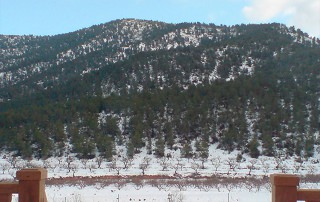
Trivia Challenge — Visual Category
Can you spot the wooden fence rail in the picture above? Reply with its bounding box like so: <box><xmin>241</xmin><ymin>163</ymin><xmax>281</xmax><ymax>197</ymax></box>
<box><xmin>0</xmin><ymin>168</ymin><xmax>47</xmax><ymax>202</ymax></box>
<box><xmin>271</xmin><ymin>174</ymin><xmax>320</xmax><ymax>202</ymax></box>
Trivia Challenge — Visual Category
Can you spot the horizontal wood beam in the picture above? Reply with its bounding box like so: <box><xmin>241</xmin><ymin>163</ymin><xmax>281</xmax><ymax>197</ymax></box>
<box><xmin>297</xmin><ymin>189</ymin><xmax>320</xmax><ymax>201</ymax></box>
<box><xmin>0</xmin><ymin>182</ymin><xmax>19</xmax><ymax>194</ymax></box>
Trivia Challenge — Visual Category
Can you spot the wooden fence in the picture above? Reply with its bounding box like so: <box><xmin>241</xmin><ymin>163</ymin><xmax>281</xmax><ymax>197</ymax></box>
<box><xmin>0</xmin><ymin>168</ymin><xmax>47</xmax><ymax>202</ymax></box>
<box><xmin>271</xmin><ymin>174</ymin><xmax>320</xmax><ymax>202</ymax></box>
<box><xmin>2</xmin><ymin>169</ymin><xmax>320</xmax><ymax>202</ymax></box>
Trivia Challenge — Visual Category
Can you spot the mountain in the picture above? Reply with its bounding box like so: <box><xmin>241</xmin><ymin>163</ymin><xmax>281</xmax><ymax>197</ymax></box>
<box><xmin>0</xmin><ymin>19</ymin><xmax>319</xmax><ymax>160</ymax></box>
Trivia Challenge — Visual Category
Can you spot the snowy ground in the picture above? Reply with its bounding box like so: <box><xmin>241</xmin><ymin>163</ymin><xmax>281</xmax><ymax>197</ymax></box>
<box><xmin>1</xmin><ymin>144</ymin><xmax>320</xmax><ymax>201</ymax></box>
<box><xmin>44</xmin><ymin>185</ymin><xmax>271</xmax><ymax>202</ymax></box>
<box><xmin>7</xmin><ymin>185</ymin><xmax>271</xmax><ymax>202</ymax></box>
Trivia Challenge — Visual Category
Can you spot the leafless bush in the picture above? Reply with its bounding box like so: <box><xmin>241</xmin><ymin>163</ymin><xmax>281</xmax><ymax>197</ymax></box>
<box><xmin>169</xmin><ymin>191</ymin><xmax>185</xmax><ymax>202</ymax></box>
<box><xmin>274</xmin><ymin>156</ymin><xmax>283</xmax><ymax>170</ymax></box>
<box><xmin>246</xmin><ymin>159</ymin><xmax>257</xmax><ymax>175</ymax></box>
<box><xmin>280</xmin><ymin>163</ymin><xmax>289</xmax><ymax>173</ymax></box>
<box><xmin>114</xmin><ymin>165</ymin><xmax>122</xmax><ymax>175</ymax></box>
<box><xmin>139</xmin><ymin>163</ymin><xmax>149</xmax><ymax>175</ymax></box>
<box><xmin>260</xmin><ymin>158</ymin><xmax>270</xmax><ymax>176</ymax></box>
<box><xmin>194</xmin><ymin>180</ymin><xmax>214</xmax><ymax>192</ymax></box>
<box><xmin>172</xmin><ymin>158</ymin><xmax>185</xmax><ymax>176</ymax></box>
<box><xmin>121</xmin><ymin>157</ymin><xmax>133</xmax><ymax>170</ymax></box>
<box><xmin>149</xmin><ymin>179</ymin><xmax>170</xmax><ymax>191</ymax></box>
<box><xmin>301</xmin><ymin>174</ymin><xmax>320</xmax><ymax>184</ymax></box>
<box><xmin>142</xmin><ymin>157</ymin><xmax>152</xmax><ymax>167</ymax></box>
<box><xmin>43</xmin><ymin>159</ymin><xmax>57</xmax><ymax>171</ymax></box>
<box><xmin>158</xmin><ymin>157</ymin><xmax>170</xmax><ymax>171</ymax></box>
<box><xmin>95</xmin><ymin>156</ymin><xmax>104</xmax><ymax>169</ymax></box>
<box><xmin>225</xmin><ymin>157</ymin><xmax>238</xmax><ymax>175</ymax></box>
<box><xmin>199</xmin><ymin>157</ymin><xmax>207</xmax><ymax>169</ymax></box>
<box><xmin>80</xmin><ymin>159</ymin><xmax>89</xmax><ymax>169</ymax></box>
<box><xmin>307</xmin><ymin>164</ymin><xmax>317</xmax><ymax>174</ymax></box>
<box><xmin>88</xmin><ymin>163</ymin><xmax>97</xmax><ymax>172</ymax></box>
<box><xmin>72</xmin><ymin>193</ymin><xmax>83</xmax><ymax>202</ymax></box>
<box><xmin>221</xmin><ymin>179</ymin><xmax>235</xmax><ymax>192</ymax></box>
<box><xmin>190</xmin><ymin>160</ymin><xmax>201</xmax><ymax>176</ymax></box>
<box><xmin>210</xmin><ymin>156</ymin><xmax>222</xmax><ymax>172</ymax></box>
<box><xmin>175</xmin><ymin>180</ymin><xmax>188</xmax><ymax>191</ymax></box>
<box><xmin>70</xmin><ymin>163</ymin><xmax>79</xmax><ymax>177</ymax></box>
<box><xmin>16</xmin><ymin>160</ymin><xmax>26</xmax><ymax>170</ymax></box>
<box><xmin>139</xmin><ymin>157</ymin><xmax>152</xmax><ymax>175</ymax></box>
<box><xmin>7</xmin><ymin>156</ymin><xmax>18</xmax><ymax>168</ymax></box>
<box><xmin>0</xmin><ymin>162</ymin><xmax>10</xmax><ymax>174</ymax></box>
<box><xmin>131</xmin><ymin>178</ymin><xmax>145</xmax><ymax>190</ymax></box>
<box><xmin>26</xmin><ymin>160</ymin><xmax>43</xmax><ymax>168</ymax></box>
<box><xmin>244</xmin><ymin>180</ymin><xmax>255</xmax><ymax>192</ymax></box>
<box><xmin>66</xmin><ymin>156</ymin><xmax>74</xmax><ymax>173</ymax></box>
<box><xmin>115</xmin><ymin>180</ymin><xmax>127</xmax><ymax>190</ymax></box>
<box><xmin>107</xmin><ymin>159</ymin><xmax>117</xmax><ymax>172</ymax></box>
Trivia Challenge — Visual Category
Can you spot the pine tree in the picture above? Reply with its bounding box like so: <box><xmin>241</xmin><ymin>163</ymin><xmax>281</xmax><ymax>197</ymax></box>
<box><xmin>164</xmin><ymin>122</ymin><xmax>175</xmax><ymax>150</ymax></box>
<box><xmin>181</xmin><ymin>141</ymin><xmax>193</xmax><ymax>159</ymax></box>
<box><xmin>305</xmin><ymin>133</ymin><xmax>315</xmax><ymax>158</ymax></box>
<box><xmin>261</xmin><ymin>131</ymin><xmax>274</xmax><ymax>156</ymax></box>
<box><xmin>154</xmin><ymin>135</ymin><xmax>165</xmax><ymax>158</ymax></box>
<box><xmin>247</xmin><ymin>135</ymin><xmax>260</xmax><ymax>158</ymax></box>
<box><xmin>295</xmin><ymin>137</ymin><xmax>303</xmax><ymax>157</ymax></box>
<box><xmin>199</xmin><ymin>138</ymin><xmax>209</xmax><ymax>159</ymax></box>
<box><xmin>126</xmin><ymin>140</ymin><xmax>134</xmax><ymax>159</ymax></box>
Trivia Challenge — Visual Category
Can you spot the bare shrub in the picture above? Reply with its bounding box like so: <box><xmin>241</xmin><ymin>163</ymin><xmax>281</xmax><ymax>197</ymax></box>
<box><xmin>139</xmin><ymin>157</ymin><xmax>152</xmax><ymax>175</ymax></box>
<box><xmin>158</xmin><ymin>157</ymin><xmax>170</xmax><ymax>171</ymax></box>
<box><xmin>225</xmin><ymin>157</ymin><xmax>238</xmax><ymax>175</ymax></box>
<box><xmin>131</xmin><ymin>178</ymin><xmax>144</xmax><ymax>190</ymax></box>
<box><xmin>149</xmin><ymin>179</ymin><xmax>170</xmax><ymax>191</ymax></box>
<box><xmin>307</xmin><ymin>164</ymin><xmax>317</xmax><ymax>174</ymax></box>
<box><xmin>80</xmin><ymin>159</ymin><xmax>89</xmax><ymax>169</ymax></box>
<box><xmin>66</xmin><ymin>156</ymin><xmax>74</xmax><ymax>173</ymax></box>
<box><xmin>72</xmin><ymin>193</ymin><xmax>83</xmax><ymax>202</ymax></box>
<box><xmin>70</xmin><ymin>163</ymin><xmax>79</xmax><ymax>177</ymax></box>
<box><xmin>260</xmin><ymin>158</ymin><xmax>270</xmax><ymax>176</ymax></box>
<box><xmin>210</xmin><ymin>156</ymin><xmax>222</xmax><ymax>172</ymax></box>
<box><xmin>88</xmin><ymin>163</ymin><xmax>97</xmax><ymax>172</ymax></box>
<box><xmin>168</xmin><ymin>191</ymin><xmax>185</xmax><ymax>202</ymax></box>
<box><xmin>175</xmin><ymin>180</ymin><xmax>188</xmax><ymax>191</ymax></box>
<box><xmin>246</xmin><ymin>159</ymin><xmax>257</xmax><ymax>175</ymax></box>
<box><xmin>139</xmin><ymin>163</ymin><xmax>149</xmax><ymax>175</ymax></box>
<box><xmin>107</xmin><ymin>159</ymin><xmax>117</xmax><ymax>172</ymax></box>
<box><xmin>16</xmin><ymin>160</ymin><xmax>26</xmax><ymax>170</ymax></box>
<box><xmin>7</xmin><ymin>156</ymin><xmax>18</xmax><ymax>168</ymax></box>
<box><xmin>0</xmin><ymin>162</ymin><xmax>11</xmax><ymax>174</ymax></box>
<box><xmin>43</xmin><ymin>159</ymin><xmax>57</xmax><ymax>171</ymax></box>
<box><xmin>95</xmin><ymin>156</ymin><xmax>104</xmax><ymax>169</ymax></box>
<box><xmin>121</xmin><ymin>157</ymin><xmax>133</xmax><ymax>170</ymax></box>
<box><xmin>190</xmin><ymin>160</ymin><xmax>201</xmax><ymax>176</ymax></box>
<box><xmin>293</xmin><ymin>161</ymin><xmax>303</xmax><ymax>174</ymax></box>
<box><xmin>115</xmin><ymin>180</ymin><xmax>127</xmax><ymax>190</ymax></box>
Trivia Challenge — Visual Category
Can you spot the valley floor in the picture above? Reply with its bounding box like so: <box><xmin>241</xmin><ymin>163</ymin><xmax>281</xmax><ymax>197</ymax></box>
<box><xmin>1</xmin><ymin>145</ymin><xmax>320</xmax><ymax>202</ymax></box>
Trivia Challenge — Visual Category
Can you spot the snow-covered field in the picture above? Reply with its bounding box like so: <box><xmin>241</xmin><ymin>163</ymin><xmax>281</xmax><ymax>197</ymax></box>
<box><xmin>44</xmin><ymin>185</ymin><xmax>271</xmax><ymax>202</ymax></box>
<box><xmin>1</xmin><ymin>145</ymin><xmax>320</xmax><ymax>202</ymax></box>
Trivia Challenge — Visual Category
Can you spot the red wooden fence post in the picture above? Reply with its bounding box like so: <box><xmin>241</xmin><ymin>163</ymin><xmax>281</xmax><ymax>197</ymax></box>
<box><xmin>16</xmin><ymin>168</ymin><xmax>47</xmax><ymax>202</ymax></box>
<box><xmin>0</xmin><ymin>192</ymin><xmax>12</xmax><ymax>202</ymax></box>
<box><xmin>270</xmin><ymin>174</ymin><xmax>299</xmax><ymax>202</ymax></box>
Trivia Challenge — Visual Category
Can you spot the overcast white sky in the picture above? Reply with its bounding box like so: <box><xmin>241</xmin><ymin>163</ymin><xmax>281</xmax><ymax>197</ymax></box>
<box><xmin>0</xmin><ymin>0</ymin><xmax>319</xmax><ymax>37</ymax></box>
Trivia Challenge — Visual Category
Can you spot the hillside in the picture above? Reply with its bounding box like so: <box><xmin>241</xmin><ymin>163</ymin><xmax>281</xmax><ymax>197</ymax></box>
<box><xmin>0</xmin><ymin>19</ymin><xmax>319</xmax><ymax>160</ymax></box>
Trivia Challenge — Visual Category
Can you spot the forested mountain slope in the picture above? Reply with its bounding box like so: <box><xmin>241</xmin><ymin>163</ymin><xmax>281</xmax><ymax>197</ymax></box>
<box><xmin>0</xmin><ymin>19</ymin><xmax>319</xmax><ymax>160</ymax></box>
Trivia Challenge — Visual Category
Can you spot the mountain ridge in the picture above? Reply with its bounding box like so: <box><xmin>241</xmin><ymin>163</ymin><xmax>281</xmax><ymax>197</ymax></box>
<box><xmin>0</xmin><ymin>19</ymin><xmax>319</xmax><ymax>160</ymax></box>
<box><xmin>1</xmin><ymin>19</ymin><xmax>318</xmax><ymax>97</ymax></box>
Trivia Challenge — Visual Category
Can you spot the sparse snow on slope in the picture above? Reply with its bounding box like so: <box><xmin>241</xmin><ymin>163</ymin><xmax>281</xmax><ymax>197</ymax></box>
<box><xmin>2</xmin><ymin>144</ymin><xmax>320</xmax><ymax>202</ymax></box>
